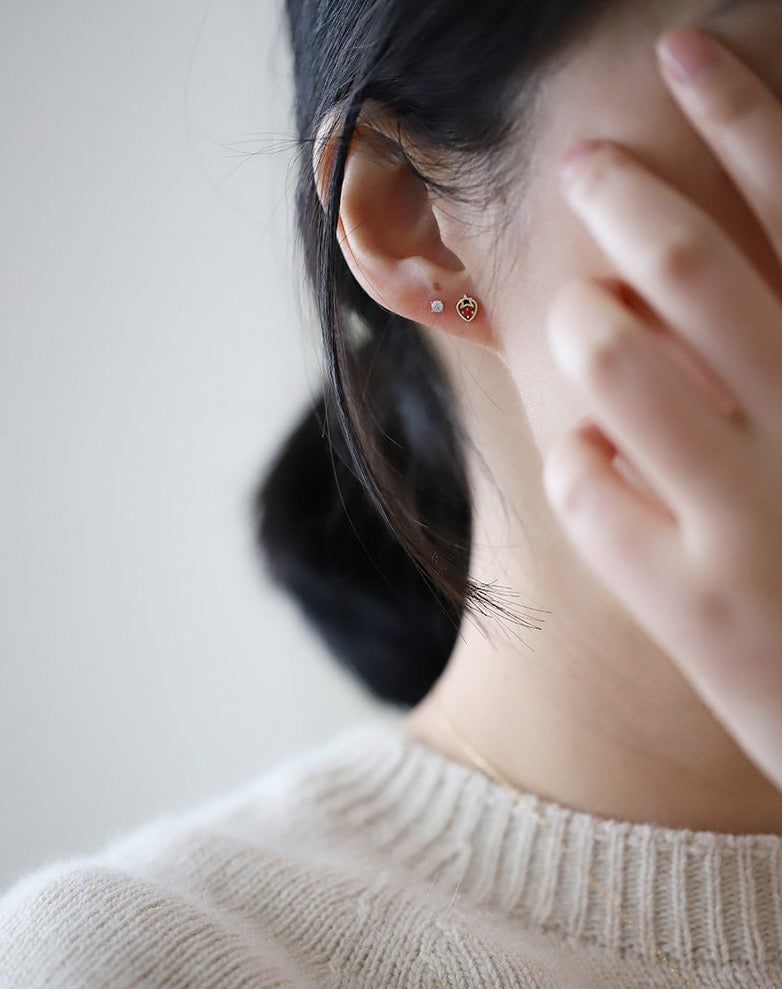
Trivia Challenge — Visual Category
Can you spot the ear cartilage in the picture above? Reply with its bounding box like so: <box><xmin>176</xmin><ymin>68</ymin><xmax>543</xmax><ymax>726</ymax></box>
<box><xmin>430</xmin><ymin>300</ymin><xmax>445</xmax><ymax>313</ymax></box>
<box><xmin>456</xmin><ymin>295</ymin><xmax>478</xmax><ymax>322</ymax></box>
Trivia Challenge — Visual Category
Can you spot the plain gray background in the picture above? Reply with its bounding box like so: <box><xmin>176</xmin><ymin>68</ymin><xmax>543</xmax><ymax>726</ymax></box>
<box><xmin>0</xmin><ymin>0</ymin><xmax>400</xmax><ymax>893</ymax></box>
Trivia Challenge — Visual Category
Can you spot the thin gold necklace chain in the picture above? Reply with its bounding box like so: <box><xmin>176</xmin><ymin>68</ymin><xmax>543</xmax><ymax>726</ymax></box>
<box><xmin>431</xmin><ymin>699</ymin><xmax>695</xmax><ymax>989</ymax></box>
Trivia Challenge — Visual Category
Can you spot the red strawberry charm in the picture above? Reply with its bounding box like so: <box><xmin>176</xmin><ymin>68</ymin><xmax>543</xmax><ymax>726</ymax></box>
<box><xmin>456</xmin><ymin>295</ymin><xmax>478</xmax><ymax>323</ymax></box>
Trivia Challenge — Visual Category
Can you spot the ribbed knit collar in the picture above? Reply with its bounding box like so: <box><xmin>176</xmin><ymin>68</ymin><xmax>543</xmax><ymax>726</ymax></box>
<box><xmin>303</xmin><ymin>718</ymin><xmax>782</xmax><ymax>977</ymax></box>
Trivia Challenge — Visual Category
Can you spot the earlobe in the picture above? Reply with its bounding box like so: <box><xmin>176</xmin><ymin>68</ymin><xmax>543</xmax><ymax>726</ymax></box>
<box><xmin>310</xmin><ymin>107</ymin><xmax>496</xmax><ymax>350</ymax></box>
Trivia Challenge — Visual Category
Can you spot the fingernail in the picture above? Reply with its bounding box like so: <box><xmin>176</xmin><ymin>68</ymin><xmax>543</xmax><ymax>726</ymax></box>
<box><xmin>559</xmin><ymin>139</ymin><xmax>604</xmax><ymax>184</ymax></box>
<box><xmin>656</xmin><ymin>29</ymin><xmax>720</xmax><ymax>85</ymax></box>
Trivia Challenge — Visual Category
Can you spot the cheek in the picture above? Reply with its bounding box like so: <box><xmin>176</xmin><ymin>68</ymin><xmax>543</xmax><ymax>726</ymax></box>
<box><xmin>493</xmin><ymin>57</ymin><xmax>782</xmax><ymax>453</ymax></box>
<box><xmin>491</xmin><ymin>198</ymin><xmax>603</xmax><ymax>452</ymax></box>
<box><xmin>489</xmin><ymin>64</ymin><xmax>681</xmax><ymax>448</ymax></box>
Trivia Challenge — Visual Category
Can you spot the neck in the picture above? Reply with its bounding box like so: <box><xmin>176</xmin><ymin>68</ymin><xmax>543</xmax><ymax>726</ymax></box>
<box><xmin>405</xmin><ymin>590</ymin><xmax>782</xmax><ymax>835</ymax></box>
<box><xmin>404</xmin><ymin>337</ymin><xmax>782</xmax><ymax>835</ymax></box>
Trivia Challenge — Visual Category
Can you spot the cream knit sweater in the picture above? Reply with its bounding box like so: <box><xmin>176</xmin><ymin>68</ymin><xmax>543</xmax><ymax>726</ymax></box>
<box><xmin>1</xmin><ymin>718</ymin><xmax>781</xmax><ymax>988</ymax></box>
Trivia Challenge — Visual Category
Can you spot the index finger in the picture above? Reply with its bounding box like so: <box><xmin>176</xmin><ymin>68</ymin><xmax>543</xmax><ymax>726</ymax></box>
<box><xmin>656</xmin><ymin>26</ymin><xmax>782</xmax><ymax>261</ymax></box>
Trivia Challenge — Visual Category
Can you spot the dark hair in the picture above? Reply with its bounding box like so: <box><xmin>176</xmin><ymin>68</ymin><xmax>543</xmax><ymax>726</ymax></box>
<box><xmin>254</xmin><ymin>0</ymin><xmax>611</xmax><ymax>707</ymax></box>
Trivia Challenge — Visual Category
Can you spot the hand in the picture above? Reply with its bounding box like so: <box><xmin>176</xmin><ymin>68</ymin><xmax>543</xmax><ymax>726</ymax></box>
<box><xmin>543</xmin><ymin>26</ymin><xmax>782</xmax><ymax>791</ymax></box>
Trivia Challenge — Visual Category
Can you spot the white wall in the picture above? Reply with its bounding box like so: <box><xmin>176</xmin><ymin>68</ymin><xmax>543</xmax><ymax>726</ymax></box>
<box><xmin>0</xmin><ymin>0</ymin><xmax>398</xmax><ymax>893</ymax></box>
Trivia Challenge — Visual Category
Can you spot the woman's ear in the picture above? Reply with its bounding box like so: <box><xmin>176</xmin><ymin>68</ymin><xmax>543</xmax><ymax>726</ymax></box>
<box><xmin>311</xmin><ymin>108</ymin><xmax>495</xmax><ymax>349</ymax></box>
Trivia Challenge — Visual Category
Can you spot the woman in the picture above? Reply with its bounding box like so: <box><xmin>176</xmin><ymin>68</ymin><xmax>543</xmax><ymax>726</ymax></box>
<box><xmin>2</xmin><ymin>0</ymin><xmax>782</xmax><ymax>985</ymax></box>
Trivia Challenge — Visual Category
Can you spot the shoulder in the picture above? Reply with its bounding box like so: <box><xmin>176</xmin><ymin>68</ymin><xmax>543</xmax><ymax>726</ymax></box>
<box><xmin>0</xmin><ymin>720</ymin><xmax>397</xmax><ymax>989</ymax></box>
<box><xmin>0</xmin><ymin>857</ymin><xmax>320</xmax><ymax>988</ymax></box>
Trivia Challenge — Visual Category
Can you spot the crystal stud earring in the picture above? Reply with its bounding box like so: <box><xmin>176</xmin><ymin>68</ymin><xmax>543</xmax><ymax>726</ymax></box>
<box><xmin>430</xmin><ymin>300</ymin><xmax>444</xmax><ymax>313</ymax></box>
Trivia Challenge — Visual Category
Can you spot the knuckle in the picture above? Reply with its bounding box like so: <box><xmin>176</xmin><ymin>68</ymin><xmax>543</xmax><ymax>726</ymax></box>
<box><xmin>555</xmin><ymin>463</ymin><xmax>598</xmax><ymax>519</ymax></box>
<box><xmin>687</xmin><ymin>579</ymin><xmax>733</xmax><ymax>634</ymax></box>
<box><xmin>652</xmin><ymin>228</ymin><xmax>709</xmax><ymax>285</ymax></box>
<box><xmin>581</xmin><ymin>325</ymin><xmax>633</xmax><ymax>387</ymax></box>
<box><xmin>546</xmin><ymin>436</ymin><xmax>598</xmax><ymax>519</ymax></box>
<box><xmin>688</xmin><ymin>504</ymin><xmax>759</xmax><ymax>578</ymax></box>
<box><xmin>570</xmin><ymin>145</ymin><xmax>621</xmax><ymax>199</ymax></box>
<box><xmin>549</xmin><ymin>277</ymin><xmax>637</xmax><ymax>387</ymax></box>
<box><xmin>703</xmin><ymin>77</ymin><xmax>761</xmax><ymax>128</ymax></box>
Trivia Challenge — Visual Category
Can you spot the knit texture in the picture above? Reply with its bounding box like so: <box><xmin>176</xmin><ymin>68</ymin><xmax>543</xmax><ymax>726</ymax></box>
<box><xmin>1</xmin><ymin>718</ymin><xmax>781</xmax><ymax>988</ymax></box>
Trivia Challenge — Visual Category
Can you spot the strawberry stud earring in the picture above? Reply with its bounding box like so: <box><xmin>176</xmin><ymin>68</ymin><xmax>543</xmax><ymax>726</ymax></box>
<box><xmin>456</xmin><ymin>294</ymin><xmax>478</xmax><ymax>322</ymax></box>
